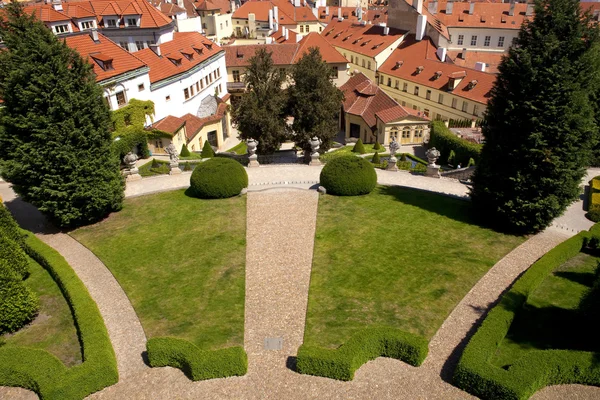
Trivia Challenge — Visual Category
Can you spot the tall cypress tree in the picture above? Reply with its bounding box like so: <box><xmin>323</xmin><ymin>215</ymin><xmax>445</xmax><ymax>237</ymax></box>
<box><xmin>470</xmin><ymin>0</ymin><xmax>600</xmax><ymax>233</ymax></box>
<box><xmin>232</xmin><ymin>48</ymin><xmax>288</xmax><ymax>154</ymax></box>
<box><xmin>0</xmin><ymin>2</ymin><xmax>124</xmax><ymax>228</ymax></box>
<box><xmin>288</xmin><ymin>47</ymin><xmax>344</xmax><ymax>152</ymax></box>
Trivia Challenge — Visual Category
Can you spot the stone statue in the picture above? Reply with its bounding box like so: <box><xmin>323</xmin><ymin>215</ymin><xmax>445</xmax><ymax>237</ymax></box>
<box><xmin>123</xmin><ymin>152</ymin><xmax>138</xmax><ymax>169</ymax></box>
<box><xmin>389</xmin><ymin>137</ymin><xmax>400</xmax><ymax>157</ymax></box>
<box><xmin>122</xmin><ymin>152</ymin><xmax>141</xmax><ymax>181</ymax></box>
<box><xmin>425</xmin><ymin>147</ymin><xmax>441</xmax><ymax>166</ymax></box>
<box><xmin>310</xmin><ymin>136</ymin><xmax>321</xmax><ymax>156</ymax></box>
<box><xmin>247</xmin><ymin>138</ymin><xmax>259</xmax><ymax>167</ymax></box>
<box><xmin>164</xmin><ymin>143</ymin><xmax>179</xmax><ymax>165</ymax></box>
<box><xmin>356</xmin><ymin>2</ymin><xmax>363</xmax><ymax>21</ymax></box>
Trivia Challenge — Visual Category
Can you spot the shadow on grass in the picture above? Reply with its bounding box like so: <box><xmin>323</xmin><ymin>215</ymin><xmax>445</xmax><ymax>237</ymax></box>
<box><xmin>554</xmin><ymin>271</ymin><xmax>596</xmax><ymax>287</ymax></box>
<box><xmin>3</xmin><ymin>195</ymin><xmax>59</xmax><ymax>235</ymax></box>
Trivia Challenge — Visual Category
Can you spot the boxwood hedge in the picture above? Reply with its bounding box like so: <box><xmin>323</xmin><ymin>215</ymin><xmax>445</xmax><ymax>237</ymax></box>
<box><xmin>320</xmin><ymin>156</ymin><xmax>377</xmax><ymax>196</ymax></box>
<box><xmin>587</xmin><ymin>176</ymin><xmax>600</xmax><ymax>222</ymax></box>
<box><xmin>296</xmin><ymin>328</ymin><xmax>428</xmax><ymax>381</ymax></box>
<box><xmin>453</xmin><ymin>229</ymin><xmax>600</xmax><ymax>400</ymax></box>
<box><xmin>429</xmin><ymin>121</ymin><xmax>481</xmax><ymax>166</ymax></box>
<box><xmin>189</xmin><ymin>158</ymin><xmax>248</xmax><ymax>199</ymax></box>
<box><xmin>146</xmin><ymin>337</ymin><xmax>247</xmax><ymax>381</ymax></box>
<box><xmin>0</xmin><ymin>232</ymin><xmax>118</xmax><ymax>399</ymax></box>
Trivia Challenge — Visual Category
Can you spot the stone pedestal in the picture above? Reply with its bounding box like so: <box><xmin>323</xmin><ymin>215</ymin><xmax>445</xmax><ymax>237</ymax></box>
<box><xmin>169</xmin><ymin>162</ymin><xmax>181</xmax><ymax>175</ymax></box>
<box><xmin>309</xmin><ymin>153</ymin><xmax>321</xmax><ymax>166</ymax></box>
<box><xmin>386</xmin><ymin>156</ymin><xmax>398</xmax><ymax>171</ymax></box>
<box><xmin>426</xmin><ymin>165</ymin><xmax>441</xmax><ymax>178</ymax></box>
<box><xmin>248</xmin><ymin>154</ymin><xmax>260</xmax><ymax>167</ymax></box>
<box><xmin>126</xmin><ymin>173</ymin><xmax>142</xmax><ymax>182</ymax></box>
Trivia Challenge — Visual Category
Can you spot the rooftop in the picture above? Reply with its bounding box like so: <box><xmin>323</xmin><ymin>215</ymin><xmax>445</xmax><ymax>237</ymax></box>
<box><xmin>232</xmin><ymin>0</ymin><xmax>318</xmax><ymax>24</ymax></box>
<box><xmin>321</xmin><ymin>19</ymin><xmax>406</xmax><ymax>58</ymax></box>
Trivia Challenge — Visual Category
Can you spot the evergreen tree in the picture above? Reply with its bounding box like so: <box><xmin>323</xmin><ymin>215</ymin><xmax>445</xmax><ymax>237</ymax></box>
<box><xmin>201</xmin><ymin>140</ymin><xmax>215</xmax><ymax>158</ymax></box>
<box><xmin>471</xmin><ymin>0</ymin><xmax>600</xmax><ymax>233</ymax></box>
<box><xmin>180</xmin><ymin>143</ymin><xmax>191</xmax><ymax>157</ymax></box>
<box><xmin>0</xmin><ymin>2</ymin><xmax>124</xmax><ymax>228</ymax></box>
<box><xmin>232</xmin><ymin>48</ymin><xmax>288</xmax><ymax>154</ymax></box>
<box><xmin>352</xmin><ymin>139</ymin><xmax>366</xmax><ymax>154</ymax></box>
<box><xmin>288</xmin><ymin>47</ymin><xmax>344</xmax><ymax>152</ymax></box>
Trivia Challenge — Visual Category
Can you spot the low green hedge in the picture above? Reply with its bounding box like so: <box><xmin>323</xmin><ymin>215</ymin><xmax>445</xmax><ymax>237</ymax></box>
<box><xmin>0</xmin><ymin>232</ymin><xmax>118</xmax><ymax>399</ymax></box>
<box><xmin>0</xmin><ymin>279</ymin><xmax>39</xmax><ymax>333</ymax></box>
<box><xmin>453</xmin><ymin>230</ymin><xmax>600</xmax><ymax>400</ymax></box>
<box><xmin>296</xmin><ymin>328</ymin><xmax>428</xmax><ymax>381</ymax></box>
<box><xmin>320</xmin><ymin>156</ymin><xmax>377</xmax><ymax>196</ymax></box>
<box><xmin>429</xmin><ymin>121</ymin><xmax>481</xmax><ymax>166</ymax></box>
<box><xmin>587</xmin><ymin>176</ymin><xmax>600</xmax><ymax>222</ymax></box>
<box><xmin>146</xmin><ymin>337</ymin><xmax>247</xmax><ymax>381</ymax></box>
<box><xmin>0</xmin><ymin>203</ymin><xmax>25</xmax><ymax>245</ymax></box>
<box><xmin>0</xmin><ymin>234</ymin><xmax>30</xmax><ymax>279</ymax></box>
<box><xmin>189</xmin><ymin>158</ymin><xmax>248</xmax><ymax>199</ymax></box>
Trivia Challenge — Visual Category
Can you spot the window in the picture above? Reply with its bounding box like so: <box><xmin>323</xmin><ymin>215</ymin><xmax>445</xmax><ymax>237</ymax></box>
<box><xmin>81</xmin><ymin>20</ymin><xmax>94</xmax><ymax>30</ymax></box>
<box><xmin>126</xmin><ymin>18</ymin><xmax>137</xmax><ymax>27</ymax></box>
<box><xmin>217</xmin><ymin>69</ymin><xmax>221</xmax><ymax>78</ymax></box>
<box><xmin>394</xmin><ymin>80</ymin><xmax>399</xmax><ymax>89</ymax></box>
<box><xmin>196</xmin><ymin>82</ymin><xmax>200</xmax><ymax>92</ymax></box>
<box><xmin>380</xmin><ymin>75</ymin><xmax>384</xmax><ymax>84</ymax></box>
<box><xmin>138</xmin><ymin>83</ymin><xmax>145</xmax><ymax>92</ymax></box>
<box><xmin>402</xmin><ymin>126</ymin><xmax>411</xmax><ymax>139</ymax></box>
<box><xmin>165</xmin><ymin>95</ymin><xmax>171</xmax><ymax>101</ymax></box>
<box><xmin>471</xmin><ymin>35</ymin><xmax>477</xmax><ymax>46</ymax></box>
<box><xmin>119</xmin><ymin>41</ymin><xmax>128</xmax><ymax>50</ymax></box>
<box><xmin>207</xmin><ymin>131</ymin><xmax>218</xmax><ymax>147</ymax></box>
<box><xmin>367</xmin><ymin>61</ymin><xmax>371</xmax><ymax>70</ymax></box>
<box><xmin>116</xmin><ymin>91</ymin><xmax>126</xmax><ymax>107</ymax></box>
<box><xmin>209</xmin><ymin>73</ymin><xmax>213</xmax><ymax>83</ymax></box>
<box><xmin>426</xmin><ymin>90</ymin><xmax>431</xmax><ymax>100</ymax></box>
<box><xmin>451</xmin><ymin>98</ymin><xmax>457</xmax><ymax>109</ymax></box>
<box><xmin>438</xmin><ymin>93</ymin><xmax>444</xmax><ymax>104</ymax></box>
<box><xmin>498</xmin><ymin>36</ymin><xmax>505</xmax><ymax>47</ymax></box>
<box><xmin>512</xmin><ymin>37</ymin><xmax>518</xmax><ymax>46</ymax></box>
<box><xmin>387</xmin><ymin>78</ymin><xmax>391</xmax><ymax>87</ymax></box>
<box><xmin>403</xmin><ymin>82</ymin><xmax>408</xmax><ymax>92</ymax></box>
<box><xmin>423</xmin><ymin>109</ymin><xmax>430</xmax><ymax>117</ymax></box>
<box><xmin>55</xmin><ymin>24</ymin><xmax>69</xmax><ymax>34</ymax></box>
<box><xmin>389</xmin><ymin>126</ymin><xmax>399</xmax><ymax>141</ymax></box>
<box><xmin>413</xmin><ymin>105</ymin><xmax>417</xmax><ymax>110</ymax></box>
<box><xmin>205</xmin><ymin>76</ymin><xmax>209</xmax><ymax>86</ymax></box>
<box><xmin>184</xmin><ymin>88</ymin><xmax>190</xmax><ymax>100</ymax></box>
<box><xmin>135</xmin><ymin>41</ymin><xmax>144</xmax><ymax>51</ymax></box>
<box><xmin>300</xmin><ymin>25</ymin><xmax>304</xmax><ymax>33</ymax></box>
<box><xmin>218</xmin><ymin>84</ymin><xmax>222</xmax><ymax>93</ymax></box>
<box><xmin>473</xmin><ymin>105</ymin><xmax>480</xmax><ymax>116</ymax></box>
<box><xmin>200</xmin><ymin>79</ymin><xmax>204</xmax><ymax>89</ymax></box>
<box><xmin>414</xmin><ymin>86</ymin><xmax>419</xmax><ymax>96</ymax></box>
<box><xmin>305</xmin><ymin>25</ymin><xmax>309</xmax><ymax>32</ymax></box>
<box><xmin>484</xmin><ymin>36</ymin><xmax>491</xmax><ymax>47</ymax></box>
<box><xmin>190</xmin><ymin>85</ymin><xmax>195</xmax><ymax>96</ymax></box>
<box><xmin>457</xmin><ymin>34</ymin><xmax>464</xmax><ymax>46</ymax></box>
<box><xmin>332</xmin><ymin>66</ymin><xmax>339</xmax><ymax>78</ymax></box>
<box><xmin>350</xmin><ymin>55</ymin><xmax>354</xmax><ymax>63</ymax></box>
<box><xmin>402</xmin><ymin>101</ymin><xmax>406</xmax><ymax>106</ymax></box>
<box><xmin>106</xmin><ymin>19</ymin><xmax>117</xmax><ymax>28</ymax></box>
<box><xmin>462</xmin><ymin>101</ymin><xmax>468</xmax><ymax>112</ymax></box>
<box><xmin>226</xmin><ymin>20</ymin><xmax>228</xmax><ymax>27</ymax></box>
<box><xmin>220</xmin><ymin>23</ymin><xmax>223</xmax><ymax>30</ymax></box>
<box><xmin>147</xmin><ymin>40</ymin><xmax>155</xmax><ymax>48</ymax></box>
<box><xmin>362</xmin><ymin>59</ymin><xmax>365</xmax><ymax>67</ymax></box>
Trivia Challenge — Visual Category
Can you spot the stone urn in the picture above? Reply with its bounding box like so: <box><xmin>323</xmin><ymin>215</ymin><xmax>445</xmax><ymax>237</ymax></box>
<box><xmin>309</xmin><ymin>136</ymin><xmax>322</xmax><ymax>166</ymax></box>
<box><xmin>387</xmin><ymin>137</ymin><xmax>399</xmax><ymax>171</ymax></box>
<box><xmin>425</xmin><ymin>147</ymin><xmax>441</xmax><ymax>178</ymax></box>
<box><xmin>247</xmin><ymin>139</ymin><xmax>259</xmax><ymax>167</ymax></box>
<box><xmin>123</xmin><ymin>152</ymin><xmax>141</xmax><ymax>181</ymax></box>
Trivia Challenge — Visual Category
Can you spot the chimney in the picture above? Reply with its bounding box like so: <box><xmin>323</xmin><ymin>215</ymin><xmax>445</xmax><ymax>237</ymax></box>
<box><xmin>274</xmin><ymin>22</ymin><xmax>278</xmax><ymax>32</ymax></box>
<box><xmin>416</xmin><ymin>14</ymin><xmax>426</xmax><ymax>41</ymax></box>
<box><xmin>90</xmin><ymin>28</ymin><xmax>99</xmax><ymax>42</ymax></box>
<box><xmin>383</xmin><ymin>26</ymin><xmax>389</xmax><ymax>35</ymax></box>
<box><xmin>436</xmin><ymin>47</ymin><xmax>446</xmax><ymax>62</ymax></box>
<box><xmin>412</xmin><ymin>0</ymin><xmax>423</xmax><ymax>14</ymax></box>
<box><xmin>428</xmin><ymin>0</ymin><xmax>438</xmax><ymax>15</ymax></box>
<box><xmin>338</xmin><ymin>7</ymin><xmax>342</xmax><ymax>19</ymax></box>
<box><xmin>294</xmin><ymin>0</ymin><xmax>300</xmax><ymax>7</ymax></box>
<box><xmin>269</xmin><ymin>9</ymin><xmax>274</xmax><ymax>30</ymax></box>
<box><xmin>508</xmin><ymin>0</ymin><xmax>515</xmax><ymax>17</ymax></box>
<box><xmin>149</xmin><ymin>44</ymin><xmax>161</xmax><ymax>57</ymax></box>
<box><xmin>445</xmin><ymin>1</ymin><xmax>453</xmax><ymax>15</ymax></box>
<box><xmin>285</xmin><ymin>28</ymin><xmax>289</xmax><ymax>40</ymax></box>
<box><xmin>52</xmin><ymin>0</ymin><xmax>63</xmax><ymax>11</ymax></box>
<box><xmin>474</xmin><ymin>62</ymin><xmax>486</xmax><ymax>72</ymax></box>
<box><xmin>266</xmin><ymin>37</ymin><xmax>273</xmax><ymax>44</ymax></box>
<box><xmin>525</xmin><ymin>3</ymin><xmax>534</xmax><ymax>16</ymax></box>
<box><xmin>274</xmin><ymin>6</ymin><xmax>279</xmax><ymax>24</ymax></box>
<box><xmin>461</xmin><ymin>48</ymin><xmax>467</xmax><ymax>59</ymax></box>
<box><xmin>230</xmin><ymin>0</ymin><xmax>236</xmax><ymax>13</ymax></box>
<box><xmin>296</xmin><ymin>33</ymin><xmax>303</xmax><ymax>42</ymax></box>
<box><xmin>468</xmin><ymin>2</ymin><xmax>475</xmax><ymax>15</ymax></box>
<box><xmin>325</xmin><ymin>5</ymin><xmax>329</xmax><ymax>15</ymax></box>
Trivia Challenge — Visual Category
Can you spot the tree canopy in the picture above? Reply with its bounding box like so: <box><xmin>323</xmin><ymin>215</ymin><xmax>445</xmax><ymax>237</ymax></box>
<box><xmin>470</xmin><ymin>0</ymin><xmax>600</xmax><ymax>233</ymax></box>
<box><xmin>0</xmin><ymin>1</ymin><xmax>124</xmax><ymax>227</ymax></box>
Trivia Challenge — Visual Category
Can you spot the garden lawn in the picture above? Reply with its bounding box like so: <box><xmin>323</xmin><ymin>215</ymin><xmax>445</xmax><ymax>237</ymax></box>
<box><xmin>491</xmin><ymin>252</ymin><xmax>599</xmax><ymax>368</ymax></box>
<box><xmin>304</xmin><ymin>186</ymin><xmax>524</xmax><ymax>348</ymax></box>
<box><xmin>0</xmin><ymin>256</ymin><xmax>81</xmax><ymax>366</ymax></box>
<box><xmin>71</xmin><ymin>190</ymin><xmax>246</xmax><ymax>350</ymax></box>
<box><xmin>226</xmin><ymin>142</ymin><xmax>248</xmax><ymax>155</ymax></box>
<box><xmin>138</xmin><ymin>159</ymin><xmax>170</xmax><ymax>177</ymax></box>
<box><xmin>320</xmin><ymin>144</ymin><xmax>385</xmax><ymax>163</ymax></box>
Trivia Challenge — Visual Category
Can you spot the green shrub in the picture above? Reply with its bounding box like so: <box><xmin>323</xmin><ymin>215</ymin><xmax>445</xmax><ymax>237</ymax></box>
<box><xmin>398</xmin><ymin>161</ymin><xmax>412</xmax><ymax>170</ymax></box>
<box><xmin>296</xmin><ymin>328</ymin><xmax>428</xmax><ymax>381</ymax></box>
<box><xmin>373</xmin><ymin>141</ymin><xmax>382</xmax><ymax>151</ymax></box>
<box><xmin>467</xmin><ymin>157</ymin><xmax>476</xmax><ymax>167</ymax></box>
<box><xmin>587</xmin><ymin>177</ymin><xmax>600</xmax><ymax>222</ymax></box>
<box><xmin>0</xmin><ymin>279</ymin><xmax>39</xmax><ymax>334</ymax></box>
<box><xmin>453</xmin><ymin>230</ymin><xmax>600</xmax><ymax>400</ymax></box>
<box><xmin>352</xmin><ymin>139</ymin><xmax>366</xmax><ymax>154</ymax></box>
<box><xmin>0</xmin><ymin>232</ymin><xmax>118</xmax><ymax>399</ymax></box>
<box><xmin>320</xmin><ymin>156</ymin><xmax>377</xmax><ymax>196</ymax></box>
<box><xmin>151</xmin><ymin>158</ymin><xmax>160</xmax><ymax>168</ymax></box>
<box><xmin>183</xmin><ymin>162</ymin><xmax>192</xmax><ymax>171</ymax></box>
<box><xmin>189</xmin><ymin>158</ymin><xmax>248</xmax><ymax>199</ymax></box>
<box><xmin>180</xmin><ymin>143</ymin><xmax>191</xmax><ymax>157</ymax></box>
<box><xmin>411</xmin><ymin>164</ymin><xmax>427</xmax><ymax>174</ymax></box>
<box><xmin>400</xmin><ymin>153</ymin><xmax>407</xmax><ymax>162</ymax></box>
<box><xmin>447</xmin><ymin>150</ymin><xmax>456</xmax><ymax>165</ymax></box>
<box><xmin>429</xmin><ymin>121</ymin><xmax>481</xmax><ymax>165</ymax></box>
<box><xmin>0</xmin><ymin>235</ymin><xmax>29</xmax><ymax>279</ymax></box>
<box><xmin>146</xmin><ymin>337</ymin><xmax>247</xmax><ymax>381</ymax></box>
<box><xmin>201</xmin><ymin>141</ymin><xmax>215</xmax><ymax>158</ymax></box>
<box><xmin>405</xmin><ymin>153</ymin><xmax>428</xmax><ymax>165</ymax></box>
<box><xmin>0</xmin><ymin>259</ymin><xmax>19</xmax><ymax>281</ymax></box>
<box><xmin>0</xmin><ymin>203</ymin><xmax>25</xmax><ymax>245</ymax></box>
<box><xmin>371</xmin><ymin>152</ymin><xmax>380</xmax><ymax>164</ymax></box>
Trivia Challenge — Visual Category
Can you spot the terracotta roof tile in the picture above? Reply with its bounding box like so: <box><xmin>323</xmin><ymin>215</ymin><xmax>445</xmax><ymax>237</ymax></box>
<box><xmin>135</xmin><ymin>32</ymin><xmax>224</xmax><ymax>84</ymax></box>
<box><xmin>378</xmin><ymin>35</ymin><xmax>495</xmax><ymax>105</ymax></box>
<box><xmin>194</xmin><ymin>0</ymin><xmax>231</xmax><ymax>13</ymax></box>
<box><xmin>294</xmin><ymin>32</ymin><xmax>347</xmax><ymax>64</ymax></box>
<box><xmin>225</xmin><ymin>43</ymin><xmax>299</xmax><ymax>67</ymax></box>
<box><xmin>154</xmin><ymin>115</ymin><xmax>186</xmax><ymax>134</ymax></box>
<box><xmin>321</xmin><ymin>19</ymin><xmax>406</xmax><ymax>58</ymax></box>
<box><xmin>269</xmin><ymin>24</ymin><xmax>298</xmax><ymax>43</ymax></box>
<box><xmin>445</xmin><ymin>50</ymin><xmax>505</xmax><ymax>74</ymax></box>
<box><xmin>233</xmin><ymin>0</ymin><xmax>317</xmax><ymax>24</ymax></box>
<box><xmin>317</xmin><ymin>7</ymin><xmax>386</xmax><ymax>25</ymax></box>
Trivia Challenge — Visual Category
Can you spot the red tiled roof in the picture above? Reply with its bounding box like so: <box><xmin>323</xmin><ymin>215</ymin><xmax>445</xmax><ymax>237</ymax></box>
<box><xmin>153</xmin><ymin>115</ymin><xmax>185</xmax><ymax>134</ymax></box>
<box><xmin>269</xmin><ymin>24</ymin><xmax>298</xmax><ymax>43</ymax></box>
<box><xmin>446</xmin><ymin>50</ymin><xmax>505</xmax><ymax>74</ymax></box>
<box><xmin>135</xmin><ymin>32</ymin><xmax>223</xmax><ymax>84</ymax></box>
<box><xmin>340</xmin><ymin>73</ymin><xmax>426</xmax><ymax>128</ymax></box>
<box><xmin>62</xmin><ymin>3</ymin><xmax>96</xmax><ymax>19</ymax></box>
<box><xmin>294</xmin><ymin>32</ymin><xmax>347</xmax><ymax>64</ymax></box>
<box><xmin>418</xmin><ymin>0</ymin><xmax>530</xmax><ymax>29</ymax></box>
<box><xmin>321</xmin><ymin>19</ymin><xmax>406</xmax><ymax>58</ymax></box>
<box><xmin>378</xmin><ymin>35</ymin><xmax>495</xmax><ymax>104</ymax></box>
<box><xmin>195</xmin><ymin>0</ymin><xmax>231</xmax><ymax>14</ymax></box>
<box><xmin>154</xmin><ymin>99</ymin><xmax>228</xmax><ymax>140</ymax></box>
<box><xmin>157</xmin><ymin>2</ymin><xmax>187</xmax><ymax>17</ymax></box>
<box><xmin>316</xmin><ymin>7</ymin><xmax>387</xmax><ymax>25</ymax></box>
<box><xmin>225</xmin><ymin>43</ymin><xmax>299</xmax><ymax>67</ymax></box>
<box><xmin>64</xmin><ymin>32</ymin><xmax>147</xmax><ymax>82</ymax></box>
<box><xmin>233</xmin><ymin>0</ymin><xmax>317</xmax><ymax>24</ymax></box>
<box><xmin>27</xmin><ymin>6</ymin><xmax>71</xmax><ymax>23</ymax></box>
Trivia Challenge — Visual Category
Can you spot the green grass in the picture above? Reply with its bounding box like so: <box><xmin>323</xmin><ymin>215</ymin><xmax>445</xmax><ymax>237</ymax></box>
<box><xmin>320</xmin><ymin>144</ymin><xmax>386</xmax><ymax>163</ymax></box>
<box><xmin>226</xmin><ymin>142</ymin><xmax>247</xmax><ymax>155</ymax></box>
<box><xmin>71</xmin><ymin>190</ymin><xmax>246</xmax><ymax>350</ymax></box>
<box><xmin>138</xmin><ymin>159</ymin><xmax>170</xmax><ymax>177</ymax></box>
<box><xmin>180</xmin><ymin>153</ymin><xmax>203</xmax><ymax>160</ymax></box>
<box><xmin>491</xmin><ymin>252</ymin><xmax>599</xmax><ymax>368</ymax></box>
<box><xmin>304</xmin><ymin>186</ymin><xmax>524</xmax><ymax>348</ymax></box>
<box><xmin>0</xmin><ymin>257</ymin><xmax>81</xmax><ymax>367</ymax></box>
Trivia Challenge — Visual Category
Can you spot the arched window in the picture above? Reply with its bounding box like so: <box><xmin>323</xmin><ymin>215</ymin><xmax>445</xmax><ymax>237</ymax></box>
<box><xmin>389</xmin><ymin>126</ymin><xmax>399</xmax><ymax>142</ymax></box>
<box><xmin>401</xmin><ymin>126</ymin><xmax>411</xmax><ymax>144</ymax></box>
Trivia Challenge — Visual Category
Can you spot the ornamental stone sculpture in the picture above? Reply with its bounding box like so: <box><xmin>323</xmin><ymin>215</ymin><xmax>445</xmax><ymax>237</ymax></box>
<box><xmin>164</xmin><ymin>143</ymin><xmax>182</xmax><ymax>175</ymax></box>
<box><xmin>387</xmin><ymin>137</ymin><xmax>399</xmax><ymax>171</ymax></box>
<box><xmin>309</xmin><ymin>136</ymin><xmax>322</xmax><ymax>166</ymax></box>
<box><xmin>123</xmin><ymin>152</ymin><xmax>137</xmax><ymax>169</ymax></box>
<box><xmin>247</xmin><ymin>138</ymin><xmax>259</xmax><ymax>167</ymax></box>
<box><xmin>389</xmin><ymin>137</ymin><xmax>400</xmax><ymax>157</ymax></box>
<box><xmin>425</xmin><ymin>147</ymin><xmax>441</xmax><ymax>166</ymax></box>
<box><xmin>122</xmin><ymin>152</ymin><xmax>141</xmax><ymax>181</ymax></box>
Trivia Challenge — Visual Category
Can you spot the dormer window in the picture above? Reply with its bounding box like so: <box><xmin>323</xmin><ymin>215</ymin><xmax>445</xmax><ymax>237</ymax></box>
<box><xmin>372</xmin><ymin>42</ymin><xmax>383</xmax><ymax>49</ymax></box>
<box><xmin>194</xmin><ymin>46</ymin><xmax>204</xmax><ymax>55</ymax></box>
<box><xmin>343</xmin><ymin>34</ymin><xmax>352</xmax><ymax>41</ymax></box>
<box><xmin>168</xmin><ymin>56</ymin><xmax>182</xmax><ymax>66</ymax></box>
<box><xmin>448</xmin><ymin>71</ymin><xmax>466</xmax><ymax>91</ymax></box>
<box><xmin>105</xmin><ymin>18</ymin><xmax>118</xmax><ymax>28</ymax></box>
<box><xmin>333</xmin><ymin>32</ymin><xmax>342</xmax><ymax>38</ymax></box>
<box><xmin>126</xmin><ymin>17</ymin><xmax>139</xmax><ymax>27</ymax></box>
<box><xmin>393</xmin><ymin>61</ymin><xmax>403</xmax><ymax>69</ymax></box>
<box><xmin>433</xmin><ymin>71</ymin><xmax>442</xmax><ymax>80</ymax></box>
<box><xmin>415</xmin><ymin>66</ymin><xmax>424</xmax><ymax>74</ymax></box>
<box><xmin>54</xmin><ymin>24</ymin><xmax>70</xmax><ymax>34</ymax></box>
<box><xmin>80</xmin><ymin>20</ymin><xmax>95</xmax><ymax>31</ymax></box>
<box><xmin>181</xmin><ymin>50</ymin><xmax>194</xmax><ymax>61</ymax></box>
<box><xmin>204</xmin><ymin>42</ymin><xmax>213</xmax><ymax>50</ymax></box>
<box><xmin>360</xmin><ymin>39</ymin><xmax>371</xmax><ymax>46</ymax></box>
<box><xmin>91</xmin><ymin>53</ymin><xmax>114</xmax><ymax>71</ymax></box>
<box><xmin>467</xmin><ymin>80</ymin><xmax>478</xmax><ymax>90</ymax></box>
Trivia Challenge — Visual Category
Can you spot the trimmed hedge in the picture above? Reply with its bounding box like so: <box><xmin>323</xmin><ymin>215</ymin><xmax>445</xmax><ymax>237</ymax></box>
<box><xmin>586</xmin><ymin>176</ymin><xmax>600</xmax><ymax>222</ymax></box>
<box><xmin>296</xmin><ymin>328</ymin><xmax>428</xmax><ymax>381</ymax></box>
<box><xmin>0</xmin><ymin>279</ymin><xmax>39</xmax><ymax>333</ymax></box>
<box><xmin>0</xmin><ymin>235</ymin><xmax>30</xmax><ymax>279</ymax></box>
<box><xmin>371</xmin><ymin>152</ymin><xmax>380</xmax><ymax>164</ymax></box>
<box><xmin>352</xmin><ymin>139</ymin><xmax>366</xmax><ymax>154</ymax></box>
<box><xmin>429</xmin><ymin>121</ymin><xmax>482</xmax><ymax>166</ymax></box>
<box><xmin>453</xmin><ymin>230</ymin><xmax>600</xmax><ymax>400</ymax></box>
<box><xmin>201</xmin><ymin>140</ymin><xmax>215</xmax><ymax>158</ymax></box>
<box><xmin>180</xmin><ymin>143</ymin><xmax>191</xmax><ymax>157</ymax></box>
<box><xmin>146</xmin><ymin>337</ymin><xmax>247</xmax><ymax>381</ymax></box>
<box><xmin>0</xmin><ymin>232</ymin><xmax>118</xmax><ymax>399</ymax></box>
<box><xmin>0</xmin><ymin>203</ymin><xmax>25</xmax><ymax>245</ymax></box>
<box><xmin>320</xmin><ymin>156</ymin><xmax>377</xmax><ymax>196</ymax></box>
<box><xmin>189</xmin><ymin>158</ymin><xmax>248</xmax><ymax>199</ymax></box>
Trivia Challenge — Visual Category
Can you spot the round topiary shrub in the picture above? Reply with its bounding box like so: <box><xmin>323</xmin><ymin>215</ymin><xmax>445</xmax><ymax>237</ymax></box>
<box><xmin>0</xmin><ymin>280</ymin><xmax>39</xmax><ymax>334</ymax></box>
<box><xmin>190</xmin><ymin>158</ymin><xmax>248</xmax><ymax>199</ymax></box>
<box><xmin>320</xmin><ymin>155</ymin><xmax>377</xmax><ymax>196</ymax></box>
<box><xmin>352</xmin><ymin>139</ymin><xmax>366</xmax><ymax>154</ymax></box>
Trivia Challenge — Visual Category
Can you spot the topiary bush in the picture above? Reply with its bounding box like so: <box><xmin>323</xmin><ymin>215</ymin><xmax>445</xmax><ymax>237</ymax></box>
<box><xmin>467</xmin><ymin>157</ymin><xmax>476</xmax><ymax>167</ymax></box>
<box><xmin>320</xmin><ymin>156</ymin><xmax>377</xmax><ymax>196</ymax></box>
<box><xmin>201</xmin><ymin>140</ymin><xmax>215</xmax><ymax>158</ymax></box>
<box><xmin>373</xmin><ymin>141</ymin><xmax>382</xmax><ymax>151</ymax></box>
<box><xmin>400</xmin><ymin>153</ymin><xmax>407</xmax><ymax>162</ymax></box>
<box><xmin>371</xmin><ymin>152</ymin><xmax>380</xmax><ymax>164</ymax></box>
<box><xmin>180</xmin><ymin>143</ymin><xmax>191</xmax><ymax>157</ymax></box>
<box><xmin>587</xmin><ymin>176</ymin><xmax>600</xmax><ymax>222</ymax></box>
<box><xmin>189</xmin><ymin>158</ymin><xmax>248</xmax><ymax>199</ymax></box>
<box><xmin>0</xmin><ymin>279</ymin><xmax>39</xmax><ymax>334</ymax></box>
<box><xmin>0</xmin><ymin>203</ymin><xmax>24</xmax><ymax>245</ymax></box>
<box><xmin>352</xmin><ymin>139</ymin><xmax>366</xmax><ymax>154</ymax></box>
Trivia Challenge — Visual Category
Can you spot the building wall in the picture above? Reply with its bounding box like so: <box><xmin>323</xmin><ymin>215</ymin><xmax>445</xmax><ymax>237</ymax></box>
<box><xmin>187</xmin><ymin>117</ymin><xmax>228</xmax><ymax>151</ymax></box>
<box><xmin>177</xmin><ymin>16</ymin><xmax>203</xmax><ymax>33</ymax></box>
<box><xmin>377</xmin><ymin>118</ymin><xmax>429</xmax><ymax>146</ymax></box>
<box><xmin>102</xmin><ymin>72</ymin><xmax>152</xmax><ymax>111</ymax></box>
<box><xmin>446</xmin><ymin>27</ymin><xmax>518</xmax><ymax>52</ymax></box>
<box><xmin>101</xmin><ymin>25</ymin><xmax>176</xmax><ymax>52</ymax></box>
<box><xmin>202</xmin><ymin>12</ymin><xmax>234</xmax><ymax>40</ymax></box>
<box><xmin>344</xmin><ymin>113</ymin><xmax>374</xmax><ymax>143</ymax></box>
<box><xmin>336</xmin><ymin>47</ymin><xmax>377</xmax><ymax>80</ymax></box>
<box><xmin>377</xmin><ymin>71</ymin><xmax>486</xmax><ymax>121</ymax></box>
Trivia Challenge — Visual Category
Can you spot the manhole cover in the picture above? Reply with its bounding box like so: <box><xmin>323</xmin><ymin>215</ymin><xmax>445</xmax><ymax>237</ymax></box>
<box><xmin>264</xmin><ymin>337</ymin><xmax>283</xmax><ymax>350</ymax></box>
